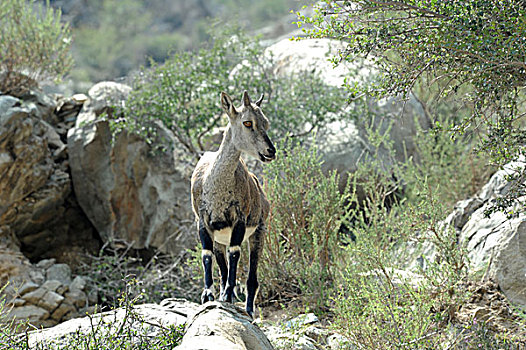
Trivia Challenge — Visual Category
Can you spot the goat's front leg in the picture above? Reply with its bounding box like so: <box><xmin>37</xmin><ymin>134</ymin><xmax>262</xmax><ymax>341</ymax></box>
<box><xmin>199</xmin><ymin>219</ymin><xmax>215</xmax><ymax>303</ymax></box>
<box><xmin>246</xmin><ymin>223</ymin><xmax>264</xmax><ymax>318</ymax></box>
<box><xmin>220</xmin><ymin>220</ymin><xmax>245</xmax><ymax>303</ymax></box>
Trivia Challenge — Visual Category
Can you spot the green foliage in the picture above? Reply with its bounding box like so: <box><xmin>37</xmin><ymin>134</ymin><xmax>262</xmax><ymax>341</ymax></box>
<box><xmin>296</xmin><ymin>0</ymin><xmax>526</xmax><ymax>214</ymax></box>
<box><xmin>259</xmin><ymin>140</ymin><xmax>350</xmax><ymax>311</ymax></box>
<box><xmin>0</xmin><ymin>0</ymin><xmax>72</xmax><ymax>95</ymax></box>
<box><xmin>81</xmin><ymin>242</ymin><xmax>201</xmax><ymax>309</ymax></box>
<box><xmin>118</xmin><ymin>25</ymin><xmax>345</xmax><ymax>159</ymax></box>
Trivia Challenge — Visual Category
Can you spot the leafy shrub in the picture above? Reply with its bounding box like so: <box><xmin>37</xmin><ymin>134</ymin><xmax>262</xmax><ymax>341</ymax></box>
<box><xmin>116</xmin><ymin>25</ymin><xmax>346</xmax><ymax>160</ymax></box>
<box><xmin>259</xmin><ymin>141</ymin><xmax>350</xmax><ymax>311</ymax></box>
<box><xmin>0</xmin><ymin>0</ymin><xmax>72</xmax><ymax>95</ymax></box>
<box><xmin>81</xmin><ymin>242</ymin><xmax>201</xmax><ymax>310</ymax></box>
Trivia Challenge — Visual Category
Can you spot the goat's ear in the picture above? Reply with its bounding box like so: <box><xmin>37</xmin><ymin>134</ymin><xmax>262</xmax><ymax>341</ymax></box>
<box><xmin>255</xmin><ymin>93</ymin><xmax>264</xmax><ymax>107</ymax></box>
<box><xmin>242</xmin><ymin>90</ymin><xmax>251</xmax><ymax>107</ymax></box>
<box><xmin>220</xmin><ymin>91</ymin><xmax>237</xmax><ymax>116</ymax></box>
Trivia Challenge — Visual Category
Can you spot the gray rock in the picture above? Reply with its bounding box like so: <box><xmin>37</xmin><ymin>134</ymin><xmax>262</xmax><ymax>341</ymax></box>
<box><xmin>50</xmin><ymin>301</ymin><xmax>76</xmax><ymax>321</ymax></box>
<box><xmin>41</xmin><ymin>279</ymin><xmax>63</xmax><ymax>293</ymax></box>
<box><xmin>69</xmin><ymin>275</ymin><xmax>86</xmax><ymax>291</ymax></box>
<box><xmin>39</xmin><ymin>291</ymin><xmax>64</xmax><ymax>312</ymax></box>
<box><xmin>29</xmin><ymin>270</ymin><xmax>45</xmax><ymax>284</ymax></box>
<box><xmin>86</xmin><ymin>81</ymin><xmax>132</xmax><ymax>116</ymax></box>
<box><xmin>285</xmin><ymin>313</ymin><xmax>319</xmax><ymax>329</ymax></box>
<box><xmin>178</xmin><ymin>302</ymin><xmax>274</xmax><ymax>350</ymax></box>
<box><xmin>327</xmin><ymin>333</ymin><xmax>356</xmax><ymax>350</ymax></box>
<box><xmin>67</xmin><ymin>83</ymin><xmax>194</xmax><ymax>254</ymax></box>
<box><xmin>28</xmin><ymin>302</ymin><xmax>191</xmax><ymax>348</ymax></box>
<box><xmin>46</xmin><ymin>264</ymin><xmax>72</xmax><ymax>285</ymax></box>
<box><xmin>13</xmin><ymin>298</ymin><xmax>26</xmax><ymax>307</ymax></box>
<box><xmin>36</xmin><ymin>258</ymin><xmax>56</xmax><ymax>269</ymax></box>
<box><xmin>18</xmin><ymin>281</ymin><xmax>40</xmax><ymax>296</ymax></box>
<box><xmin>22</xmin><ymin>287</ymin><xmax>46</xmax><ymax>304</ymax></box>
<box><xmin>64</xmin><ymin>289</ymin><xmax>87</xmax><ymax>308</ymax></box>
<box><xmin>262</xmin><ymin>38</ymin><xmax>427</xmax><ymax>192</ymax></box>
<box><xmin>8</xmin><ymin>305</ymin><xmax>50</xmax><ymax>323</ymax></box>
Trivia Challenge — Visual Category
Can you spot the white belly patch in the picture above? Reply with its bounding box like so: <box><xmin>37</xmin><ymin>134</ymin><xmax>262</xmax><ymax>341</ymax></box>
<box><xmin>213</xmin><ymin>226</ymin><xmax>257</xmax><ymax>246</ymax></box>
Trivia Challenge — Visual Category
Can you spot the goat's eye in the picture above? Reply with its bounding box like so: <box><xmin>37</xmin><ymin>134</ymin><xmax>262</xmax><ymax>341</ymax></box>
<box><xmin>243</xmin><ymin>121</ymin><xmax>253</xmax><ymax>128</ymax></box>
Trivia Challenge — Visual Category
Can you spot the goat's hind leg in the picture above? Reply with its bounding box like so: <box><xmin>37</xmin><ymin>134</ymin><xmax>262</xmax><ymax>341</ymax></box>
<box><xmin>213</xmin><ymin>243</ymin><xmax>228</xmax><ymax>296</ymax></box>
<box><xmin>246</xmin><ymin>223</ymin><xmax>264</xmax><ymax>318</ymax></box>
<box><xmin>199</xmin><ymin>219</ymin><xmax>215</xmax><ymax>303</ymax></box>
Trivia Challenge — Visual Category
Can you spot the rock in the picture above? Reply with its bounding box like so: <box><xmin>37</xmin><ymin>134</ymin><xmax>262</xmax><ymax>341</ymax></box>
<box><xmin>86</xmin><ymin>81</ymin><xmax>132</xmax><ymax>116</ymax></box>
<box><xmin>41</xmin><ymin>279</ymin><xmax>64</xmax><ymax>294</ymax></box>
<box><xmin>0</xmin><ymin>89</ymin><xmax>99</xmax><ymax>264</ymax></box>
<box><xmin>284</xmin><ymin>313</ymin><xmax>319</xmax><ymax>329</ymax></box>
<box><xmin>50</xmin><ymin>301</ymin><xmax>76</xmax><ymax>321</ymax></box>
<box><xmin>36</xmin><ymin>258</ymin><xmax>56</xmax><ymax>269</ymax></box>
<box><xmin>178</xmin><ymin>302</ymin><xmax>274</xmax><ymax>350</ymax></box>
<box><xmin>64</xmin><ymin>289</ymin><xmax>87</xmax><ymax>308</ymax></box>
<box><xmin>8</xmin><ymin>305</ymin><xmax>50</xmax><ymax>323</ymax></box>
<box><xmin>18</xmin><ymin>281</ymin><xmax>40</xmax><ymax>296</ymax></box>
<box><xmin>327</xmin><ymin>333</ymin><xmax>355</xmax><ymax>350</ymax></box>
<box><xmin>46</xmin><ymin>264</ymin><xmax>72</xmax><ymax>285</ymax></box>
<box><xmin>409</xmin><ymin>159</ymin><xmax>526</xmax><ymax>308</ymax></box>
<box><xmin>67</xmin><ymin>82</ymin><xmax>194</xmax><ymax>254</ymax></box>
<box><xmin>69</xmin><ymin>275</ymin><xmax>86</xmax><ymax>291</ymax></box>
<box><xmin>28</xmin><ymin>301</ymin><xmax>195</xmax><ymax>348</ymax></box>
<box><xmin>39</xmin><ymin>291</ymin><xmax>64</xmax><ymax>312</ymax></box>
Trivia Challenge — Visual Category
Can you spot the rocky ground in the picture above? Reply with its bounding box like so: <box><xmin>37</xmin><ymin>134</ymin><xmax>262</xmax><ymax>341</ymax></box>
<box><xmin>1</xmin><ymin>37</ymin><xmax>525</xmax><ymax>349</ymax></box>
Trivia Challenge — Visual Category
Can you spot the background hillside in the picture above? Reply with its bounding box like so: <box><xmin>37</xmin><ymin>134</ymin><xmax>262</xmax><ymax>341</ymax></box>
<box><xmin>47</xmin><ymin>0</ymin><xmax>306</xmax><ymax>84</ymax></box>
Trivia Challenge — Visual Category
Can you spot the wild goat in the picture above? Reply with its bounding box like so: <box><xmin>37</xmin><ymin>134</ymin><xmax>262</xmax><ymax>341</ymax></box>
<box><xmin>191</xmin><ymin>90</ymin><xmax>276</xmax><ymax>318</ymax></box>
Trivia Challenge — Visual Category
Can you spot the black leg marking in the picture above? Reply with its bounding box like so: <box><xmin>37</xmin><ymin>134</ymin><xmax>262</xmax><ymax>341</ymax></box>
<box><xmin>199</xmin><ymin>219</ymin><xmax>215</xmax><ymax>304</ymax></box>
<box><xmin>213</xmin><ymin>243</ymin><xmax>228</xmax><ymax>294</ymax></box>
<box><xmin>220</xmin><ymin>220</ymin><xmax>245</xmax><ymax>303</ymax></box>
<box><xmin>246</xmin><ymin>223</ymin><xmax>264</xmax><ymax>318</ymax></box>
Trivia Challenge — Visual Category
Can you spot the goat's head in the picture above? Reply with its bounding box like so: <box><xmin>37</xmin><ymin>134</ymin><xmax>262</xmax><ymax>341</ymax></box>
<box><xmin>220</xmin><ymin>90</ymin><xmax>276</xmax><ymax>162</ymax></box>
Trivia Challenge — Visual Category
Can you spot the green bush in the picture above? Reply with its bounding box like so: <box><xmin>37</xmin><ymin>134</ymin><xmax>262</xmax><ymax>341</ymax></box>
<box><xmin>0</xmin><ymin>0</ymin><xmax>72</xmax><ymax>95</ymax></box>
<box><xmin>116</xmin><ymin>25</ymin><xmax>346</xmax><ymax>160</ymax></box>
<box><xmin>259</xmin><ymin>141</ymin><xmax>350</xmax><ymax>312</ymax></box>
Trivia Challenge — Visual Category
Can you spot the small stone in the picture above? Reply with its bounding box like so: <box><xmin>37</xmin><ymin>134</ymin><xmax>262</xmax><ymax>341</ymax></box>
<box><xmin>69</xmin><ymin>276</ymin><xmax>86</xmax><ymax>291</ymax></box>
<box><xmin>18</xmin><ymin>281</ymin><xmax>39</xmax><ymax>296</ymax></box>
<box><xmin>327</xmin><ymin>333</ymin><xmax>355</xmax><ymax>350</ymax></box>
<box><xmin>13</xmin><ymin>298</ymin><xmax>26</xmax><ymax>307</ymax></box>
<box><xmin>65</xmin><ymin>289</ymin><xmax>87</xmax><ymax>308</ymax></box>
<box><xmin>41</xmin><ymin>280</ymin><xmax>63</xmax><ymax>293</ymax></box>
<box><xmin>285</xmin><ymin>313</ymin><xmax>319</xmax><ymax>329</ymax></box>
<box><xmin>87</xmin><ymin>289</ymin><xmax>98</xmax><ymax>304</ymax></box>
<box><xmin>36</xmin><ymin>258</ymin><xmax>56</xmax><ymax>269</ymax></box>
<box><xmin>8</xmin><ymin>305</ymin><xmax>49</xmax><ymax>323</ymax></box>
<box><xmin>51</xmin><ymin>302</ymin><xmax>76</xmax><ymax>321</ymax></box>
<box><xmin>46</xmin><ymin>264</ymin><xmax>72</xmax><ymax>285</ymax></box>
<box><xmin>22</xmin><ymin>288</ymin><xmax>46</xmax><ymax>304</ymax></box>
<box><xmin>38</xmin><ymin>291</ymin><xmax>64</xmax><ymax>312</ymax></box>
<box><xmin>72</xmin><ymin>93</ymin><xmax>88</xmax><ymax>104</ymax></box>
<box><xmin>29</xmin><ymin>270</ymin><xmax>45</xmax><ymax>284</ymax></box>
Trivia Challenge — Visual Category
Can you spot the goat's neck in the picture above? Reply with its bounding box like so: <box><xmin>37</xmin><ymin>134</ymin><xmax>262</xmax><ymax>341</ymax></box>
<box><xmin>210</xmin><ymin>126</ymin><xmax>241</xmax><ymax>178</ymax></box>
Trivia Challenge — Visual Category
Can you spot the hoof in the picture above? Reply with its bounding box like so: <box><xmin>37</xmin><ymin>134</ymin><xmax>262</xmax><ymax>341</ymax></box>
<box><xmin>201</xmin><ymin>289</ymin><xmax>215</xmax><ymax>304</ymax></box>
<box><xmin>219</xmin><ymin>289</ymin><xmax>234</xmax><ymax>303</ymax></box>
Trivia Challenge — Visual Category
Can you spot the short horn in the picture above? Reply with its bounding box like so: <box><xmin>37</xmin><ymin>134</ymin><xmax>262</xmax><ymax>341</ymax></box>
<box><xmin>255</xmin><ymin>93</ymin><xmax>264</xmax><ymax>107</ymax></box>
<box><xmin>242</xmin><ymin>90</ymin><xmax>251</xmax><ymax>106</ymax></box>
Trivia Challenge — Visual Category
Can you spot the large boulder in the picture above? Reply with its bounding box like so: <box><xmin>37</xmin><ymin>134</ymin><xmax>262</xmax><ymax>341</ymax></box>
<box><xmin>0</xmin><ymin>91</ymin><xmax>99</xmax><ymax>264</ymax></box>
<box><xmin>448</xmin><ymin>159</ymin><xmax>526</xmax><ymax>307</ymax></box>
<box><xmin>264</xmin><ymin>38</ymin><xmax>428</xmax><ymax>187</ymax></box>
<box><xmin>67</xmin><ymin>81</ymin><xmax>194</xmax><ymax>254</ymax></box>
